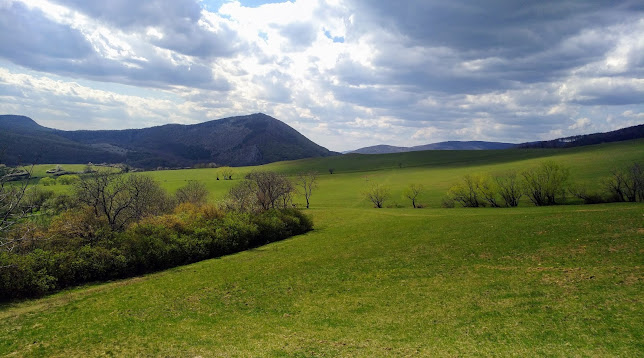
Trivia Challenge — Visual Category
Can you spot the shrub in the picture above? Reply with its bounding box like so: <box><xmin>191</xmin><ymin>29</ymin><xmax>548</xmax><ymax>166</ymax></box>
<box><xmin>447</xmin><ymin>175</ymin><xmax>482</xmax><ymax>207</ymax></box>
<box><xmin>175</xmin><ymin>181</ymin><xmax>209</xmax><ymax>206</ymax></box>
<box><xmin>494</xmin><ymin>171</ymin><xmax>523</xmax><ymax>207</ymax></box>
<box><xmin>521</xmin><ymin>161</ymin><xmax>570</xmax><ymax>206</ymax></box>
<box><xmin>364</xmin><ymin>183</ymin><xmax>390</xmax><ymax>208</ymax></box>
<box><xmin>1</xmin><ymin>198</ymin><xmax>312</xmax><ymax>300</ymax></box>
<box><xmin>603</xmin><ymin>162</ymin><xmax>644</xmax><ymax>202</ymax></box>
<box><xmin>40</xmin><ymin>177</ymin><xmax>56</xmax><ymax>186</ymax></box>
<box><xmin>57</xmin><ymin>174</ymin><xmax>80</xmax><ymax>186</ymax></box>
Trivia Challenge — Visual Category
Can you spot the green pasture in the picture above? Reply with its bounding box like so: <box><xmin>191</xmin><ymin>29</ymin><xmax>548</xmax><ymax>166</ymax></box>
<box><xmin>1</xmin><ymin>140</ymin><xmax>643</xmax><ymax>356</ymax></box>
<box><xmin>141</xmin><ymin>139</ymin><xmax>644</xmax><ymax>208</ymax></box>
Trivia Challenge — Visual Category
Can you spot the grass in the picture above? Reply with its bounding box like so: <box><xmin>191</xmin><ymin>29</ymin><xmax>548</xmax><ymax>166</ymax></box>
<box><xmin>1</xmin><ymin>140</ymin><xmax>643</xmax><ymax>356</ymax></box>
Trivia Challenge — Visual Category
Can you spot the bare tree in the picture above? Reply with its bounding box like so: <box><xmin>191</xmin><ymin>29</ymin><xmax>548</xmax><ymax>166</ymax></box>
<box><xmin>403</xmin><ymin>183</ymin><xmax>423</xmax><ymax>208</ymax></box>
<box><xmin>224</xmin><ymin>180</ymin><xmax>257</xmax><ymax>212</ymax></box>
<box><xmin>296</xmin><ymin>171</ymin><xmax>318</xmax><ymax>208</ymax></box>
<box><xmin>227</xmin><ymin>171</ymin><xmax>295</xmax><ymax>212</ymax></box>
<box><xmin>175</xmin><ymin>180</ymin><xmax>209</xmax><ymax>205</ymax></box>
<box><xmin>364</xmin><ymin>183</ymin><xmax>390</xmax><ymax>208</ymax></box>
<box><xmin>0</xmin><ymin>164</ymin><xmax>34</xmax><ymax>252</ymax></box>
<box><xmin>75</xmin><ymin>171</ymin><xmax>172</xmax><ymax>230</ymax></box>
<box><xmin>604</xmin><ymin>162</ymin><xmax>644</xmax><ymax>202</ymax></box>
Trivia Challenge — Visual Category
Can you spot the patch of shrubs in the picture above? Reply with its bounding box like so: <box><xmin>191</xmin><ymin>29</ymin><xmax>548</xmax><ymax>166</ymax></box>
<box><xmin>0</xmin><ymin>203</ymin><xmax>312</xmax><ymax>300</ymax></box>
<box><xmin>445</xmin><ymin>161</ymin><xmax>644</xmax><ymax>208</ymax></box>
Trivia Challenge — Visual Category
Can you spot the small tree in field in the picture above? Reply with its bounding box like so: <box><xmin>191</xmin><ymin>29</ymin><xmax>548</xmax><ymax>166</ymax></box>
<box><xmin>403</xmin><ymin>183</ymin><xmax>423</xmax><ymax>208</ymax></box>
<box><xmin>75</xmin><ymin>171</ymin><xmax>173</xmax><ymax>231</ymax></box>
<box><xmin>175</xmin><ymin>180</ymin><xmax>209</xmax><ymax>206</ymax></box>
<box><xmin>220</xmin><ymin>167</ymin><xmax>233</xmax><ymax>180</ymax></box>
<box><xmin>494</xmin><ymin>171</ymin><xmax>523</xmax><ymax>207</ymax></box>
<box><xmin>447</xmin><ymin>174</ymin><xmax>481</xmax><ymax>207</ymax></box>
<box><xmin>364</xmin><ymin>183</ymin><xmax>390</xmax><ymax>208</ymax></box>
<box><xmin>296</xmin><ymin>171</ymin><xmax>318</xmax><ymax>208</ymax></box>
<box><xmin>604</xmin><ymin>162</ymin><xmax>644</xmax><ymax>202</ymax></box>
<box><xmin>227</xmin><ymin>171</ymin><xmax>295</xmax><ymax>212</ymax></box>
<box><xmin>476</xmin><ymin>175</ymin><xmax>501</xmax><ymax>207</ymax></box>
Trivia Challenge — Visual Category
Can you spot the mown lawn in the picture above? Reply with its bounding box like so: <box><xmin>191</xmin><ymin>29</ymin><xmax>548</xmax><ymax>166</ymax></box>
<box><xmin>1</xmin><ymin>140</ymin><xmax>643</xmax><ymax>356</ymax></box>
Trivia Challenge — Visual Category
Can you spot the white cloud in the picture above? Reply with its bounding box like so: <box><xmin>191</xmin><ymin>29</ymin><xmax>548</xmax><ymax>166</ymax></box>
<box><xmin>0</xmin><ymin>0</ymin><xmax>642</xmax><ymax>152</ymax></box>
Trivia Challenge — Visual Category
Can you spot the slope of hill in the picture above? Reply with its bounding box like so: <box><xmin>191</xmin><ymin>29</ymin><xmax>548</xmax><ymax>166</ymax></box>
<box><xmin>0</xmin><ymin>114</ymin><xmax>336</xmax><ymax>168</ymax></box>
<box><xmin>2</xmin><ymin>139</ymin><xmax>643</xmax><ymax>356</ymax></box>
<box><xmin>349</xmin><ymin>141</ymin><xmax>515</xmax><ymax>154</ymax></box>
<box><xmin>518</xmin><ymin>123</ymin><xmax>644</xmax><ymax>148</ymax></box>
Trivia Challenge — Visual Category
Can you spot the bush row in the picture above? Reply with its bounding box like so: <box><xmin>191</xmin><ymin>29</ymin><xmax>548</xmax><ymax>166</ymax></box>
<box><xmin>0</xmin><ymin>205</ymin><xmax>312</xmax><ymax>300</ymax></box>
<box><xmin>444</xmin><ymin>161</ymin><xmax>644</xmax><ymax>208</ymax></box>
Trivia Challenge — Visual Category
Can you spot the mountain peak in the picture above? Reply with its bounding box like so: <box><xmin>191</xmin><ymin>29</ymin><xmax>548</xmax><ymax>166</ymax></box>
<box><xmin>0</xmin><ymin>113</ymin><xmax>336</xmax><ymax>167</ymax></box>
<box><xmin>0</xmin><ymin>115</ymin><xmax>45</xmax><ymax>131</ymax></box>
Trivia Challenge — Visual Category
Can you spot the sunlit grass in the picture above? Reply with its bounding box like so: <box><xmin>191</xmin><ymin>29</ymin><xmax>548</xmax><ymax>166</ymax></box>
<box><xmin>2</xmin><ymin>139</ymin><xmax>642</xmax><ymax>356</ymax></box>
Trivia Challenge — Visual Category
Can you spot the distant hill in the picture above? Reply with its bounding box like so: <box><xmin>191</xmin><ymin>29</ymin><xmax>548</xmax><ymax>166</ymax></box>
<box><xmin>348</xmin><ymin>141</ymin><xmax>515</xmax><ymax>154</ymax></box>
<box><xmin>0</xmin><ymin>114</ymin><xmax>336</xmax><ymax>168</ymax></box>
<box><xmin>517</xmin><ymin>124</ymin><xmax>644</xmax><ymax>148</ymax></box>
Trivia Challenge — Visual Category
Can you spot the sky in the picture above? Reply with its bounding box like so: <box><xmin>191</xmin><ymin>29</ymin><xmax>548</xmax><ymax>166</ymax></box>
<box><xmin>0</xmin><ymin>0</ymin><xmax>643</xmax><ymax>151</ymax></box>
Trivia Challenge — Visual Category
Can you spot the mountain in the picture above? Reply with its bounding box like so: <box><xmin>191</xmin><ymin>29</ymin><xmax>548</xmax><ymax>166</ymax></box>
<box><xmin>348</xmin><ymin>141</ymin><xmax>515</xmax><ymax>154</ymax></box>
<box><xmin>0</xmin><ymin>114</ymin><xmax>336</xmax><ymax>168</ymax></box>
<box><xmin>517</xmin><ymin>124</ymin><xmax>644</xmax><ymax>148</ymax></box>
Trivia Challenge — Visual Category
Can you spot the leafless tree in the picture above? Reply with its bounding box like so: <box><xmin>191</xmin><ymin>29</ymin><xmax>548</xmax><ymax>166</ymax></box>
<box><xmin>0</xmin><ymin>163</ymin><xmax>35</xmax><ymax>252</ymax></box>
<box><xmin>364</xmin><ymin>183</ymin><xmax>390</xmax><ymax>208</ymax></box>
<box><xmin>296</xmin><ymin>171</ymin><xmax>318</xmax><ymax>208</ymax></box>
<box><xmin>224</xmin><ymin>180</ymin><xmax>257</xmax><ymax>212</ymax></box>
<box><xmin>245</xmin><ymin>171</ymin><xmax>294</xmax><ymax>210</ymax></box>
<box><xmin>75</xmin><ymin>171</ymin><xmax>172</xmax><ymax>230</ymax></box>
<box><xmin>604</xmin><ymin>162</ymin><xmax>644</xmax><ymax>202</ymax></box>
<box><xmin>226</xmin><ymin>171</ymin><xmax>295</xmax><ymax>212</ymax></box>
<box><xmin>403</xmin><ymin>183</ymin><xmax>423</xmax><ymax>208</ymax></box>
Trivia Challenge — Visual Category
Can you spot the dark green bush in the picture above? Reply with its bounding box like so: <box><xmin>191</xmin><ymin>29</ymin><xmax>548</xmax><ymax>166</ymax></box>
<box><xmin>0</xmin><ymin>207</ymin><xmax>313</xmax><ymax>300</ymax></box>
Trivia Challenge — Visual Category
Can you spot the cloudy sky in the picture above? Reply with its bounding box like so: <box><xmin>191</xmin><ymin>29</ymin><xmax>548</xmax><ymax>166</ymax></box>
<box><xmin>0</xmin><ymin>0</ymin><xmax>643</xmax><ymax>151</ymax></box>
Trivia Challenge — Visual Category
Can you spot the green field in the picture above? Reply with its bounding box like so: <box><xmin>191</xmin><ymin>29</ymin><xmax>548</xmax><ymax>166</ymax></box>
<box><xmin>2</xmin><ymin>140</ymin><xmax>643</xmax><ymax>356</ymax></box>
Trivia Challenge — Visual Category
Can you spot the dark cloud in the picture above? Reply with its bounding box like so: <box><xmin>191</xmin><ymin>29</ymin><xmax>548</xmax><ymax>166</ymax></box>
<box><xmin>0</xmin><ymin>2</ymin><xmax>93</xmax><ymax>62</ymax></box>
<box><xmin>349</xmin><ymin>0</ymin><xmax>640</xmax><ymax>57</ymax></box>
<box><xmin>52</xmin><ymin>0</ymin><xmax>202</xmax><ymax>29</ymax></box>
<box><xmin>0</xmin><ymin>1</ymin><xmax>230</xmax><ymax>91</ymax></box>
<box><xmin>340</xmin><ymin>0</ymin><xmax>644</xmax><ymax>94</ymax></box>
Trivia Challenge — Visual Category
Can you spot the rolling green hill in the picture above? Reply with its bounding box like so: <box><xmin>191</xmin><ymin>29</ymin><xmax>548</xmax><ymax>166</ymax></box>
<box><xmin>0</xmin><ymin>114</ymin><xmax>336</xmax><ymax>168</ymax></box>
<box><xmin>1</xmin><ymin>140</ymin><xmax>643</xmax><ymax>356</ymax></box>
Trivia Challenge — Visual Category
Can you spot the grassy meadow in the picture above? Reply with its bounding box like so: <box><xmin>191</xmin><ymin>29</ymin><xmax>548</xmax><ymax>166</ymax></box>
<box><xmin>1</xmin><ymin>140</ymin><xmax>643</xmax><ymax>356</ymax></box>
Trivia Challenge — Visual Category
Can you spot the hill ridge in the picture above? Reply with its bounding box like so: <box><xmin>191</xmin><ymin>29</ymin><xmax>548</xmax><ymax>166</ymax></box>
<box><xmin>0</xmin><ymin>113</ymin><xmax>336</xmax><ymax>168</ymax></box>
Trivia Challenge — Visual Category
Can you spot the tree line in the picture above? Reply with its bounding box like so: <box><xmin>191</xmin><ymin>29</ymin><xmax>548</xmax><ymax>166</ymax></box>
<box><xmin>445</xmin><ymin>161</ymin><xmax>644</xmax><ymax>208</ymax></box>
<box><xmin>361</xmin><ymin>161</ymin><xmax>644</xmax><ymax>208</ymax></box>
<box><xmin>0</xmin><ymin>168</ymin><xmax>315</xmax><ymax>300</ymax></box>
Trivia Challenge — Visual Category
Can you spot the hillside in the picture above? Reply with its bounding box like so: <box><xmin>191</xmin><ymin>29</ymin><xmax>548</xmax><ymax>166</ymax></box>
<box><xmin>1</xmin><ymin>139</ymin><xmax>643</xmax><ymax>356</ymax></box>
<box><xmin>0</xmin><ymin>114</ymin><xmax>336</xmax><ymax>168</ymax></box>
<box><xmin>518</xmin><ymin>123</ymin><xmax>644</xmax><ymax>148</ymax></box>
<box><xmin>348</xmin><ymin>141</ymin><xmax>514</xmax><ymax>154</ymax></box>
